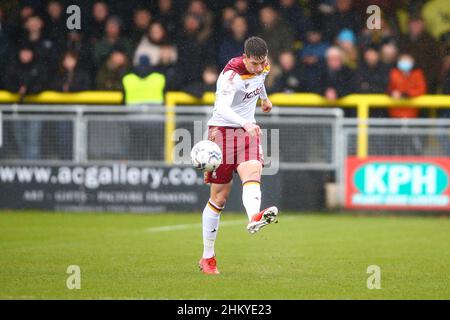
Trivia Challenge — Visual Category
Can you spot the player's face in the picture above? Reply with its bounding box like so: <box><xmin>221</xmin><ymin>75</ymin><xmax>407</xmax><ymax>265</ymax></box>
<box><xmin>243</xmin><ymin>55</ymin><xmax>268</xmax><ymax>75</ymax></box>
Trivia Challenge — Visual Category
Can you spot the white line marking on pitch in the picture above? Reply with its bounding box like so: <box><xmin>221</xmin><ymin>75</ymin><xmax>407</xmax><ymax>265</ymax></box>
<box><xmin>146</xmin><ymin>220</ymin><xmax>244</xmax><ymax>233</ymax></box>
<box><xmin>145</xmin><ymin>216</ymin><xmax>296</xmax><ymax>233</ymax></box>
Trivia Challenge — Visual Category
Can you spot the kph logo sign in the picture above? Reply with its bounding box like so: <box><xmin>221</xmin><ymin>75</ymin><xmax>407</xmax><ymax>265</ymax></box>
<box><xmin>346</xmin><ymin>157</ymin><xmax>450</xmax><ymax>210</ymax></box>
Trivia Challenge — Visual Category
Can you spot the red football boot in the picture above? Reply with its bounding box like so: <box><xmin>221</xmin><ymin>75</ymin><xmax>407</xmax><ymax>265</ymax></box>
<box><xmin>247</xmin><ymin>206</ymin><xmax>278</xmax><ymax>234</ymax></box>
<box><xmin>198</xmin><ymin>256</ymin><xmax>220</xmax><ymax>274</ymax></box>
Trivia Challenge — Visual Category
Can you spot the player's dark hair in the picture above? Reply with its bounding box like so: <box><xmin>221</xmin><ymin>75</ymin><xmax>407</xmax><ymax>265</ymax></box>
<box><xmin>244</xmin><ymin>36</ymin><xmax>268</xmax><ymax>59</ymax></box>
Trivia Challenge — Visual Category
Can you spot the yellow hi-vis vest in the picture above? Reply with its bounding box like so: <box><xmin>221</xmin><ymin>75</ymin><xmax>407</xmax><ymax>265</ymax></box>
<box><xmin>122</xmin><ymin>72</ymin><xmax>166</xmax><ymax>105</ymax></box>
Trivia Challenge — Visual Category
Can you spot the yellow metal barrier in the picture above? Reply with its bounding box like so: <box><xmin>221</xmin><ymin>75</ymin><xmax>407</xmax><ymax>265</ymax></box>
<box><xmin>0</xmin><ymin>90</ymin><xmax>123</xmax><ymax>104</ymax></box>
<box><xmin>2</xmin><ymin>90</ymin><xmax>450</xmax><ymax>162</ymax></box>
<box><xmin>164</xmin><ymin>92</ymin><xmax>450</xmax><ymax>163</ymax></box>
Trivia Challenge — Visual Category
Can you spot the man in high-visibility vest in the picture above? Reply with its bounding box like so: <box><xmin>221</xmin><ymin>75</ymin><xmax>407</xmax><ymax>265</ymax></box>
<box><xmin>122</xmin><ymin>55</ymin><xmax>166</xmax><ymax>160</ymax></box>
<box><xmin>122</xmin><ymin>55</ymin><xmax>166</xmax><ymax>105</ymax></box>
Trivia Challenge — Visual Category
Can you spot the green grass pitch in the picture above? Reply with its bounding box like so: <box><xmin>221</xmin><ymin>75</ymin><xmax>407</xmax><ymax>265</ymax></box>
<box><xmin>0</xmin><ymin>211</ymin><xmax>449</xmax><ymax>300</ymax></box>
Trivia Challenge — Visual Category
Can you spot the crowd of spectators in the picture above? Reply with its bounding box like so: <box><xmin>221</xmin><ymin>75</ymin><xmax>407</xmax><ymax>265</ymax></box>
<box><xmin>0</xmin><ymin>0</ymin><xmax>449</xmax><ymax>119</ymax></box>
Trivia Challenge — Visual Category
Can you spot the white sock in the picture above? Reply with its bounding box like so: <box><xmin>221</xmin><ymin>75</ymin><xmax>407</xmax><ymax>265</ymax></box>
<box><xmin>202</xmin><ymin>199</ymin><xmax>223</xmax><ymax>259</ymax></box>
<box><xmin>242</xmin><ymin>181</ymin><xmax>261</xmax><ymax>221</ymax></box>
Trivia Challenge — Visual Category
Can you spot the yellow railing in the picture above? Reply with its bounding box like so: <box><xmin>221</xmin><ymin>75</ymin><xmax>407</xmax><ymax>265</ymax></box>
<box><xmin>164</xmin><ymin>92</ymin><xmax>450</xmax><ymax>163</ymax></box>
<box><xmin>0</xmin><ymin>90</ymin><xmax>123</xmax><ymax>104</ymax></box>
<box><xmin>2</xmin><ymin>90</ymin><xmax>450</xmax><ymax>162</ymax></box>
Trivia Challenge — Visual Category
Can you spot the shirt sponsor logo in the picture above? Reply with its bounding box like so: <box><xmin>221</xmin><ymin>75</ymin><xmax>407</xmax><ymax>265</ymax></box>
<box><xmin>243</xmin><ymin>86</ymin><xmax>262</xmax><ymax>100</ymax></box>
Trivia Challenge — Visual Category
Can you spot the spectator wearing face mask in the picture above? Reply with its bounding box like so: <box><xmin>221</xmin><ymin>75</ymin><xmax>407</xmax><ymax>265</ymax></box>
<box><xmin>387</xmin><ymin>53</ymin><xmax>427</xmax><ymax>118</ymax></box>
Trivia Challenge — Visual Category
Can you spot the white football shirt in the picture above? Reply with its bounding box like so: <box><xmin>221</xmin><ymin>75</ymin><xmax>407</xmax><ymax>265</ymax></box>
<box><xmin>207</xmin><ymin>56</ymin><xmax>269</xmax><ymax>128</ymax></box>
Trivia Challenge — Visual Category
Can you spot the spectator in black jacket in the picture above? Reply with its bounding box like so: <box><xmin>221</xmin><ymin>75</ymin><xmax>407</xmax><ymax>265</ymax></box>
<box><xmin>443</xmin><ymin>70</ymin><xmax>450</xmax><ymax>97</ymax></box>
<box><xmin>439</xmin><ymin>69</ymin><xmax>450</xmax><ymax>118</ymax></box>
<box><xmin>3</xmin><ymin>46</ymin><xmax>48</xmax><ymax>160</ymax></box>
<box><xmin>356</xmin><ymin>47</ymin><xmax>390</xmax><ymax>117</ymax></box>
<box><xmin>0</xmin><ymin>7</ymin><xmax>13</xmax><ymax>89</ymax></box>
<box><xmin>321</xmin><ymin>46</ymin><xmax>356</xmax><ymax>116</ymax></box>
<box><xmin>3</xmin><ymin>45</ymin><xmax>49</xmax><ymax>97</ymax></box>
<box><xmin>257</xmin><ymin>5</ymin><xmax>294</xmax><ymax>62</ymax></box>
<box><xmin>399</xmin><ymin>16</ymin><xmax>444</xmax><ymax>93</ymax></box>
<box><xmin>380</xmin><ymin>42</ymin><xmax>399</xmax><ymax>69</ymax></box>
<box><xmin>279</xmin><ymin>0</ymin><xmax>313</xmax><ymax>41</ymax></box>
<box><xmin>155</xmin><ymin>0</ymin><xmax>179</xmax><ymax>41</ymax></box>
<box><xmin>233</xmin><ymin>0</ymin><xmax>258</xmax><ymax>34</ymax></box>
<box><xmin>173</xmin><ymin>13</ymin><xmax>214</xmax><ymax>89</ymax></box>
<box><xmin>52</xmin><ymin>51</ymin><xmax>92</xmax><ymax>92</ymax></box>
<box><xmin>438</xmin><ymin>69</ymin><xmax>450</xmax><ymax>154</ymax></box>
<box><xmin>88</xmin><ymin>1</ymin><xmax>110</xmax><ymax>46</ymax></box>
<box><xmin>270</xmin><ymin>51</ymin><xmax>303</xmax><ymax>93</ymax></box>
<box><xmin>44</xmin><ymin>0</ymin><xmax>67</xmax><ymax>52</ymax></box>
<box><xmin>183</xmin><ymin>65</ymin><xmax>218</xmax><ymax>98</ymax></box>
<box><xmin>321</xmin><ymin>0</ymin><xmax>361</xmax><ymax>42</ymax></box>
<box><xmin>65</xmin><ymin>30</ymin><xmax>92</xmax><ymax>72</ymax></box>
<box><xmin>357</xmin><ymin>47</ymin><xmax>390</xmax><ymax>93</ymax></box>
<box><xmin>51</xmin><ymin>51</ymin><xmax>91</xmax><ymax>160</ymax></box>
<box><xmin>129</xmin><ymin>7</ymin><xmax>153</xmax><ymax>49</ymax></box>
<box><xmin>19</xmin><ymin>15</ymin><xmax>59</xmax><ymax>75</ymax></box>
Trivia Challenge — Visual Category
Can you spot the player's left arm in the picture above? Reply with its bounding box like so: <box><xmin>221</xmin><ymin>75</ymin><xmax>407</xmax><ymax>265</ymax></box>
<box><xmin>260</xmin><ymin>84</ymin><xmax>272</xmax><ymax>113</ymax></box>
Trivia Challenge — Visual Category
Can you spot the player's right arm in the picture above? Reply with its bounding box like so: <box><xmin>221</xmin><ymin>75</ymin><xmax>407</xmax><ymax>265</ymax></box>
<box><xmin>214</xmin><ymin>71</ymin><xmax>261</xmax><ymax>137</ymax></box>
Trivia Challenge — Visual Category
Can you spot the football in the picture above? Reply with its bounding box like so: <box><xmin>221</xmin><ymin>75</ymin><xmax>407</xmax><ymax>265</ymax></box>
<box><xmin>190</xmin><ymin>140</ymin><xmax>222</xmax><ymax>172</ymax></box>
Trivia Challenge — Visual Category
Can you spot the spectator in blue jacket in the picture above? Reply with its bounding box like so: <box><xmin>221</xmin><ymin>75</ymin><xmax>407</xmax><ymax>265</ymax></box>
<box><xmin>299</xmin><ymin>29</ymin><xmax>330</xmax><ymax>64</ymax></box>
<box><xmin>297</xmin><ymin>29</ymin><xmax>329</xmax><ymax>93</ymax></box>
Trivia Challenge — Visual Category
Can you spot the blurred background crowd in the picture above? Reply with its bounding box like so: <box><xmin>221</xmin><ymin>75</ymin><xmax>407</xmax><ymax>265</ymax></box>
<box><xmin>0</xmin><ymin>0</ymin><xmax>449</xmax><ymax>118</ymax></box>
